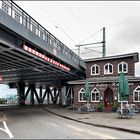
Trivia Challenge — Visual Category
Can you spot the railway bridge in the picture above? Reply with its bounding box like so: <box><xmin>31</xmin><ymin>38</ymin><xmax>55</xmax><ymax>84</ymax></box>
<box><xmin>0</xmin><ymin>0</ymin><xmax>86</xmax><ymax>105</ymax></box>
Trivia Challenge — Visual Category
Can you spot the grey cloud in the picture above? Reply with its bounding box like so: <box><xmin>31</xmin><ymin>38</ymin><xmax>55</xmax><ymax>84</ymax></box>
<box><xmin>107</xmin><ymin>17</ymin><xmax>140</xmax><ymax>55</ymax></box>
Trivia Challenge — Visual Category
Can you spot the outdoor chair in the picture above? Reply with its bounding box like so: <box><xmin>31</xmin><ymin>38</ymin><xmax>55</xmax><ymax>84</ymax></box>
<box><xmin>117</xmin><ymin>104</ymin><xmax>135</xmax><ymax>118</ymax></box>
<box><xmin>130</xmin><ymin>104</ymin><xmax>139</xmax><ymax>113</ymax></box>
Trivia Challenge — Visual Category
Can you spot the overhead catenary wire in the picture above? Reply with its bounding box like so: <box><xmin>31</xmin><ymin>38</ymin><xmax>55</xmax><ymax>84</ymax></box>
<box><xmin>62</xmin><ymin>2</ymin><xmax>105</xmax><ymax>46</ymax></box>
<box><xmin>38</xmin><ymin>3</ymin><xmax>78</xmax><ymax>45</ymax></box>
<box><xmin>62</xmin><ymin>2</ymin><xmax>92</xmax><ymax>39</ymax></box>
<box><xmin>81</xmin><ymin>50</ymin><xmax>102</xmax><ymax>54</ymax></box>
<box><xmin>77</xmin><ymin>28</ymin><xmax>103</xmax><ymax>45</ymax></box>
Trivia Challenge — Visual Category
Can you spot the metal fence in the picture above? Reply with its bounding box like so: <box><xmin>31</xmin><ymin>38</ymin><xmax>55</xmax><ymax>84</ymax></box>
<box><xmin>0</xmin><ymin>0</ymin><xmax>86</xmax><ymax>69</ymax></box>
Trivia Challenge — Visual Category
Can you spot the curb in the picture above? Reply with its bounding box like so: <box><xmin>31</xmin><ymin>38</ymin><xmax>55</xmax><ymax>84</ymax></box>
<box><xmin>43</xmin><ymin>108</ymin><xmax>140</xmax><ymax>135</ymax></box>
<box><xmin>0</xmin><ymin>104</ymin><xmax>47</xmax><ymax>110</ymax></box>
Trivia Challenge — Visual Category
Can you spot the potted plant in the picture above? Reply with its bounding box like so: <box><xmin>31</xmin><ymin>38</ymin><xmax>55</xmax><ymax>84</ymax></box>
<box><xmin>97</xmin><ymin>102</ymin><xmax>103</xmax><ymax>112</ymax></box>
<box><xmin>112</xmin><ymin>101</ymin><xmax>118</xmax><ymax>112</ymax></box>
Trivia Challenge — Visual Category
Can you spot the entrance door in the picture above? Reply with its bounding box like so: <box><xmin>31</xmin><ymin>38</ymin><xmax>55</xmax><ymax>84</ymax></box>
<box><xmin>104</xmin><ymin>87</ymin><xmax>113</xmax><ymax>108</ymax></box>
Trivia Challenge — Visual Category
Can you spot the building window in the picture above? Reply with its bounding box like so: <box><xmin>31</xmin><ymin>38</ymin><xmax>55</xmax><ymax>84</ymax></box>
<box><xmin>91</xmin><ymin>64</ymin><xmax>100</xmax><ymax>75</ymax></box>
<box><xmin>133</xmin><ymin>86</ymin><xmax>140</xmax><ymax>102</ymax></box>
<box><xmin>104</xmin><ymin>63</ymin><xmax>113</xmax><ymax>74</ymax></box>
<box><xmin>91</xmin><ymin>88</ymin><xmax>100</xmax><ymax>102</ymax></box>
<box><xmin>78</xmin><ymin>88</ymin><xmax>86</xmax><ymax>102</ymax></box>
<box><xmin>118</xmin><ymin>62</ymin><xmax>128</xmax><ymax>73</ymax></box>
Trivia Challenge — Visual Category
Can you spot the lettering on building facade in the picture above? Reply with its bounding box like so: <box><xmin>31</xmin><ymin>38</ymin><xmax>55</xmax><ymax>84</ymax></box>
<box><xmin>89</xmin><ymin>82</ymin><xmax>134</xmax><ymax>87</ymax></box>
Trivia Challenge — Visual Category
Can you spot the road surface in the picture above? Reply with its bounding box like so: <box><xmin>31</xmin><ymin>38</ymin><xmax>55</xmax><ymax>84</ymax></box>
<box><xmin>0</xmin><ymin>107</ymin><xmax>140</xmax><ymax>139</ymax></box>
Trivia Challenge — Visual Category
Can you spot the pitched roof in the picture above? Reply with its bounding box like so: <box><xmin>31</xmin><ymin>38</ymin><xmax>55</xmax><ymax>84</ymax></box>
<box><xmin>68</xmin><ymin>76</ymin><xmax>140</xmax><ymax>85</ymax></box>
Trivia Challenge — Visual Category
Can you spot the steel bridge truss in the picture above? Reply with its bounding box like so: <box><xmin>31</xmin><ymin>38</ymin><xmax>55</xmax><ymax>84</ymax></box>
<box><xmin>17</xmin><ymin>82</ymin><xmax>74</xmax><ymax>106</ymax></box>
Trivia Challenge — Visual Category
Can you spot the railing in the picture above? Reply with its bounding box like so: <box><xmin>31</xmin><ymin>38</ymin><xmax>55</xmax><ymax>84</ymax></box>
<box><xmin>0</xmin><ymin>0</ymin><xmax>86</xmax><ymax>69</ymax></box>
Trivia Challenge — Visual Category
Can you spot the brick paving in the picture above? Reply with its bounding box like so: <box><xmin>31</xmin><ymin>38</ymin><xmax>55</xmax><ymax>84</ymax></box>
<box><xmin>45</xmin><ymin>105</ymin><xmax>140</xmax><ymax>133</ymax></box>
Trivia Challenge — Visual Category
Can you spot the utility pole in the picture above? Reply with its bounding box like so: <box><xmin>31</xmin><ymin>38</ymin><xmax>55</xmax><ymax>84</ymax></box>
<box><xmin>75</xmin><ymin>27</ymin><xmax>106</xmax><ymax>58</ymax></box>
<box><xmin>102</xmin><ymin>27</ymin><xmax>106</xmax><ymax>57</ymax></box>
<box><xmin>77</xmin><ymin>45</ymin><xmax>80</xmax><ymax>57</ymax></box>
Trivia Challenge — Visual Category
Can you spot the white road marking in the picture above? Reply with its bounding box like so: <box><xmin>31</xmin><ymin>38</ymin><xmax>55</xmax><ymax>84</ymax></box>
<box><xmin>66</xmin><ymin>125</ymin><xmax>84</xmax><ymax>132</ymax></box>
<box><xmin>3</xmin><ymin>121</ymin><xmax>14</xmax><ymax>139</ymax></box>
<box><xmin>66</xmin><ymin>124</ymin><xmax>116</xmax><ymax>139</ymax></box>
<box><xmin>86</xmin><ymin>129</ymin><xmax>116</xmax><ymax>139</ymax></box>
<box><xmin>48</xmin><ymin>122</ymin><xmax>59</xmax><ymax>127</ymax></box>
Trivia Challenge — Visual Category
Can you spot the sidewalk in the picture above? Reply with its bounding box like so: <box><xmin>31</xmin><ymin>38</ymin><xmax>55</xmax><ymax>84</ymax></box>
<box><xmin>44</xmin><ymin>105</ymin><xmax>140</xmax><ymax>134</ymax></box>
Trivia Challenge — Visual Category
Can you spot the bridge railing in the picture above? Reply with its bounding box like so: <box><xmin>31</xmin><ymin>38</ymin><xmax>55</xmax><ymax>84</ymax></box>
<box><xmin>0</xmin><ymin>0</ymin><xmax>86</xmax><ymax>69</ymax></box>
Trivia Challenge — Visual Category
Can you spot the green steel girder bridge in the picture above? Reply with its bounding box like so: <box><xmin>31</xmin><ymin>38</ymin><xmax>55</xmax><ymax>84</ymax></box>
<box><xmin>0</xmin><ymin>0</ymin><xmax>86</xmax><ymax>105</ymax></box>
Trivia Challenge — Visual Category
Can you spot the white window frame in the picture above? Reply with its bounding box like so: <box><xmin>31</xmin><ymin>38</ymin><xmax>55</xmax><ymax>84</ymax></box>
<box><xmin>118</xmin><ymin>61</ymin><xmax>128</xmax><ymax>74</ymax></box>
<box><xmin>104</xmin><ymin>63</ymin><xmax>113</xmax><ymax>75</ymax></box>
<box><xmin>91</xmin><ymin>88</ymin><xmax>100</xmax><ymax>102</ymax></box>
<box><xmin>78</xmin><ymin>88</ymin><xmax>86</xmax><ymax>102</ymax></box>
<box><xmin>133</xmin><ymin>86</ymin><xmax>140</xmax><ymax>102</ymax></box>
<box><xmin>91</xmin><ymin>64</ymin><xmax>100</xmax><ymax>75</ymax></box>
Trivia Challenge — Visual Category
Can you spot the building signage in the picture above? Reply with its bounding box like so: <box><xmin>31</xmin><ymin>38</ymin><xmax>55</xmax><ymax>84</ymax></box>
<box><xmin>89</xmin><ymin>82</ymin><xmax>134</xmax><ymax>87</ymax></box>
<box><xmin>23</xmin><ymin>45</ymin><xmax>70</xmax><ymax>72</ymax></box>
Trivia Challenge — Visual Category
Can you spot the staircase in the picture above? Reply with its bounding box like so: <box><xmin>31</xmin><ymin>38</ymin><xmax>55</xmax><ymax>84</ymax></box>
<box><xmin>104</xmin><ymin>107</ymin><xmax>112</xmax><ymax>112</ymax></box>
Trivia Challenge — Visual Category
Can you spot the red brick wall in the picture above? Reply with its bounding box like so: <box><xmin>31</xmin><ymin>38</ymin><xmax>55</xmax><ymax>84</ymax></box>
<box><xmin>86</xmin><ymin>56</ymin><xmax>135</xmax><ymax>78</ymax></box>
<box><xmin>72</xmin><ymin>81</ymin><xmax>140</xmax><ymax>109</ymax></box>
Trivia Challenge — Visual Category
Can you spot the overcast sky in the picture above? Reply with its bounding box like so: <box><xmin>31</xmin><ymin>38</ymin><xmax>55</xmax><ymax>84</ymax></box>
<box><xmin>13</xmin><ymin>1</ymin><xmax>140</xmax><ymax>76</ymax></box>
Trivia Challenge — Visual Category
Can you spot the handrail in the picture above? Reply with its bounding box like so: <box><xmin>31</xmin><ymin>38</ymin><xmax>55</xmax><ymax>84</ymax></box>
<box><xmin>0</xmin><ymin>0</ymin><xmax>86</xmax><ymax>69</ymax></box>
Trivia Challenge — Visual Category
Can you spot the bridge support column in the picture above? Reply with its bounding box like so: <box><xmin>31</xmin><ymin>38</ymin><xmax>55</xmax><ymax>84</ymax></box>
<box><xmin>58</xmin><ymin>88</ymin><xmax>62</xmax><ymax>105</ymax></box>
<box><xmin>30</xmin><ymin>84</ymin><xmax>35</xmax><ymax>105</ymax></box>
<box><xmin>50</xmin><ymin>88</ymin><xmax>54</xmax><ymax>103</ymax></box>
<box><xmin>53</xmin><ymin>88</ymin><xmax>57</xmax><ymax>104</ymax></box>
<box><xmin>39</xmin><ymin>86</ymin><xmax>43</xmax><ymax>104</ymax></box>
<box><xmin>17</xmin><ymin>82</ymin><xmax>25</xmax><ymax>105</ymax></box>
<box><xmin>47</xmin><ymin>87</ymin><xmax>50</xmax><ymax>104</ymax></box>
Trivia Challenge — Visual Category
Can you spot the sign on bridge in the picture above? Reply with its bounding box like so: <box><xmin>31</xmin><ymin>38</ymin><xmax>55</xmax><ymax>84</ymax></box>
<box><xmin>0</xmin><ymin>75</ymin><xmax>3</xmax><ymax>82</ymax></box>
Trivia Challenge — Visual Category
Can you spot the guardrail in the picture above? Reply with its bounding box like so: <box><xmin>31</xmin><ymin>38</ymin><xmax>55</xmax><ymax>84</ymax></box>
<box><xmin>0</xmin><ymin>0</ymin><xmax>86</xmax><ymax>69</ymax></box>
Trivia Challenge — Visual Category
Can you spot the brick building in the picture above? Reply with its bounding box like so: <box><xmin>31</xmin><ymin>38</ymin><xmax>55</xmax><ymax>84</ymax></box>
<box><xmin>68</xmin><ymin>52</ymin><xmax>140</xmax><ymax>111</ymax></box>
